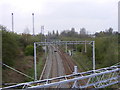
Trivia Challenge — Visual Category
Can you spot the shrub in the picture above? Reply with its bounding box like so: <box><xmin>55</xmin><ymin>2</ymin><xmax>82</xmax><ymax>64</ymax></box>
<box><xmin>25</xmin><ymin>45</ymin><xmax>34</xmax><ymax>56</ymax></box>
<box><xmin>2</xmin><ymin>28</ymin><xmax>20</xmax><ymax>66</ymax></box>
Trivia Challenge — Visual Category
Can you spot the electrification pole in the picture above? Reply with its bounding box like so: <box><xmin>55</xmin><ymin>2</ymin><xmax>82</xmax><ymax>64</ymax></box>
<box><xmin>41</xmin><ymin>26</ymin><xmax>44</xmax><ymax>41</ymax></box>
<box><xmin>11</xmin><ymin>13</ymin><xmax>14</xmax><ymax>32</ymax></box>
<box><xmin>118</xmin><ymin>1</ymin><xmax>120</xmax><ymax>33</ymax></box>
<box><xmin>34</xmin><ymin>43</ymin><xmax>37</xmax><ymax>80</ymax></box>
<box><xmin>32</xmin><ymin>13</ymin><xmax>35</xmax><ymax>36</ymax></box>
<box><xmin>85</xmin><ymin>40</ymin><xmax>87</xmax><ymax>53</ymax></box>
<box><xmin>66</xmin><ymin>42</ymin><xmax>67</xmax><ymax>53</ymax></box>
<box><xmin>92</xmin><ymin>41</ymin><xmax>95</xmax><ymax>70</ymax></box>
<box><xmin>45</xmin><ymin>39</ymin><xmax>47</xmax><ymax>58</ymax></box>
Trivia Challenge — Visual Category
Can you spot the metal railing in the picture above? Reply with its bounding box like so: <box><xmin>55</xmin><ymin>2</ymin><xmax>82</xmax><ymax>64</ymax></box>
<box><xmin>2</xmin><ymin>65</ymin><xmax>120</xmax><ymax>89</ymax></box>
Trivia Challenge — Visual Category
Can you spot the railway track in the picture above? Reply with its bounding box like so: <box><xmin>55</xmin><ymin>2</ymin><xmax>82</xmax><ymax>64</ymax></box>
<box><xmin>40</xmin><ymin>45</ymin><xmax>65</xmax><ymax>78</ymax></box>
<box><xmin>56</xmin><ymin>47</ymin><xmax>77</xmax><ymax>87</ymax></box>
<box><xmin>57</xmin><ymin>46</ymin><xmax>86</xmax><ymax>87</ymax></box>
<box><xmin>58</xmin><ymin>48</ymin><xmax>75</xmax><ymax>74</ymax></box>
<box><xmin>39</xmin><ymin>45</ymin><xmax>80</xmax><ymax>88</ymax></box>
<box><xmin>51</xmin><ymin>51</ymin><xmax>58</xmax><ymax>78</ymax></box>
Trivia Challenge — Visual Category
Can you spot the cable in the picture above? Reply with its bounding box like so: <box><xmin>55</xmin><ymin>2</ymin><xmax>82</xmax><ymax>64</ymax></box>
<box><xmin>0</xmin><ymin>62</ymin><xmax>34</xmax><ymax>80</ymax></box>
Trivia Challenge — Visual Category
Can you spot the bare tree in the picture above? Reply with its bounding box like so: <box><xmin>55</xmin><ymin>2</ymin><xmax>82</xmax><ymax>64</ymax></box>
<box><xmin>80</xmin><ymin>28</ymin><xmax>86</xmax><ymax>35</ymax></box>
<box><xmin>24</xmin><ymin>27</ymin><xmax>30</xmax><ymax>34</ymax></box>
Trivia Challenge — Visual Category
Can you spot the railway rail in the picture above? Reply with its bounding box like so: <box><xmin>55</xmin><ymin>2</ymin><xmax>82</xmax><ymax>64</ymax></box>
<box><xmin>38</xmin><ymin>45</ymin><xmax>77</xmax><ymax>88</ymax></box>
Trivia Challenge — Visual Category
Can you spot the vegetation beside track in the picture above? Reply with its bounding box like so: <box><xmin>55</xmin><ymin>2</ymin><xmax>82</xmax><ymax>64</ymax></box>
<box><xmin>1</xmin><ymin>25</ymin><xmax>44</xmax><ymax>84</ymax></box>
<box><xmin>50</xmin><ymin>28</ymin><xmax>119</xmax><ymax>71</ymax></box>
<box><xmin>62</xmin><ymin>35</ymin><xmax>118</xmax><ymax>71</ymax></box>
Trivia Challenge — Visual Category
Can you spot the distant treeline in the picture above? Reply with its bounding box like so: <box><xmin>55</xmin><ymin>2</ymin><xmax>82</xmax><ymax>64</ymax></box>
<box><xmin>46</xmin><ymin>27</ymin><xmax>119</xmax><ymax>69</ymax></box>
<box><xmin>1</xmin><ymin>25</ymin><xmax>119</xmax><ymax>69</ymax></box>
<box><xmin>46</xmin><ymin>27</ymin><xmax>118</xmax><ymax>41</ymax></box>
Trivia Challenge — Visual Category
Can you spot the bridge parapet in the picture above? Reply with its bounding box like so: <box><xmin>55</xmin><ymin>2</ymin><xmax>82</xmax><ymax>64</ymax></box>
<box><xmin>2</xmin><ymin>65</ymin><xmax>120</xmax><ymax>89</ymax></box>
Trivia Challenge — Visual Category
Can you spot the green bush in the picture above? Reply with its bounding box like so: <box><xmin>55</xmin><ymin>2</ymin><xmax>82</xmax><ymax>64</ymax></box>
<box><xmin>94</xmin><ymin>36</ymin><xmax>118</xmax><ymax>68</ymax></box>
<box><xmin>2</xmin><ymin>28</ymin><xmax>20</xmax><ymax>66</ymax></box>
<box><xmin>77</xmin><ymin>45</ymin><xmax>83</xmax><ymax>52</ymax></box>
<box><xmin>25</xmin><ymin>45</ymin><xmax>34</xmax><ymax>56</ymax></box>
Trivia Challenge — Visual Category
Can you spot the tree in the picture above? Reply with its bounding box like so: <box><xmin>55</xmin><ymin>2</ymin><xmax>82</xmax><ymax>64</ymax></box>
<box><xmin>19</xmin><ymin>27</ymin><xmax>31</xmax><ymax>47</ymax></box>
<box><xmin>60</xmin><ymin>30</ymin><xmax>68</xmax><ymax>36</ymax></box>
<box><xmin>56</xmin><ymin>30</ymin><xmax>59</xmax><ymax>36</ymax></box>
<box><xmin>95</xmin><ymin>27</ymin><xmax>114</xmax><ymax>37</ymax></box>
<box><xmin>60</xmin><ymin>28</ymin><xmax>78</xmax><ymax>37</ymax></box>
<box><xmin>52</xmin><ymin>30</ymin><xmax>55</xmax><ymax>35</ymax></box>
<box><xmin>79</xmin><ymin>28</ymin><xmax>88</xmax><ymax>38</ymax></box>
<box><xmin>80</xmin><ymin>28</ymin><xmax>86</xmax><ymax>35</ymax></box>
<box><xmin>48</xmin><ymin>31</ymin><xmax>50</xmax><ymax>36</ymax></box>
<box><xmin>71</xmin><ymin>27</ymin><xmax>75</xmax><ymax>32</ymax></box>
<box><xmin>2</xmin><ymin>26</ymin><xmax>20</xmax><ymax>66</ymax></box>
<box><xmin>108</xmin><ymin>27</ymin><xmax>113</xmax><ymax>34</ymax></box>
<box><xmin>24</xmin><ymin>27</ymin><xmax>30</xmax><ymax>34</ymax></box>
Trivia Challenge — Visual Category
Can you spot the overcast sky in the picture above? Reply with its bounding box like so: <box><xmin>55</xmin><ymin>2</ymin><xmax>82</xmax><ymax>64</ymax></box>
<box><xmin>0</xmin><ymin>0</ymin><xmax>119</xmax><ymax>34</ymax></box>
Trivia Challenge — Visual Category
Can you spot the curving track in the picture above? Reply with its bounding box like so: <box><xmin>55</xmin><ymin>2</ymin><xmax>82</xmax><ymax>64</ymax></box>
<box><xmin>40</xmin><ymin>45</ymin><xmax>78</xmax><ymax>88</ymax></box>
